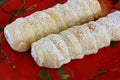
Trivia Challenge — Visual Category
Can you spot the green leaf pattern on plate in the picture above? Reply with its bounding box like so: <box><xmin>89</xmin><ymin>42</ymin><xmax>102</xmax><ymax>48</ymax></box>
<box><xmin>37</xmin><ymin>68</ymin><xmax>53</xmax><ymax>80</ymax></box>
<box><xmin>0</xmin><ymin>0</ymin><xmax>9</xmax><ymax>7</ymax></box>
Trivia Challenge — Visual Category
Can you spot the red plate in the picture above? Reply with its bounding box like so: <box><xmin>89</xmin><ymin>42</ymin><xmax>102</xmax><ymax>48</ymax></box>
<box><xmin>0</xmin><ymin>0</ymin><xmax>120</xmax><ymax>80</ymax></box>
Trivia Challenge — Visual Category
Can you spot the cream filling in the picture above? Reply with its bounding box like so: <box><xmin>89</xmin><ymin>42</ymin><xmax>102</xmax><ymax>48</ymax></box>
<box><xmin>31</xmin><ymin>47</ymin><xmax>38</xmax><ymax>63</ymax></box>
<box><xmin>4</xmin><ymin>29</ymin><xmax>14</xmax><ymax>48</ymax></box>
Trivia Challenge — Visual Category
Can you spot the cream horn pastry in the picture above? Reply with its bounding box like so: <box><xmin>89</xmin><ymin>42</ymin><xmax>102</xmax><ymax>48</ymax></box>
<box><xmin>4</xmin><ymin>0</ymin><xmax>101</xmax><ymax>52</ymax></box>
<box><xmin>31</xmin><ymin>11</ymin><xmax>120</xmax><ymax>68</ymax></box>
